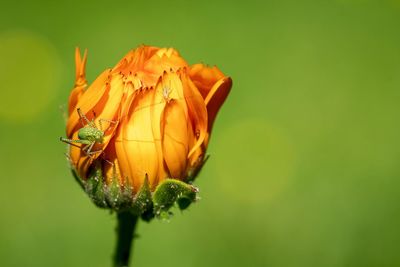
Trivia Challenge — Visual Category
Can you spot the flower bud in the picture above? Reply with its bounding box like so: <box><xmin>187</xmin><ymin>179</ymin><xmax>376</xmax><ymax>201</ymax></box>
<box><xmin>62</xmin><ymin>45</ymin><xmax>231</xmax><ymax>217</ymax></box>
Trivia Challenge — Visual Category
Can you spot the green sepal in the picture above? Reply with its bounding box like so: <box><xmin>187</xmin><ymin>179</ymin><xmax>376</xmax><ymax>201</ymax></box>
<box><xmin>131</xmin><ymin>176</ymin><xmax>153</xmax><ymax>216</ymax></box>
<box><xmin>118</xmin><ymin>179</ymin><xmax>135</xmax><ymax>210</ymax></box>
<box><xmin>105</xmin><ymin>173</ymin><xmax>121</xmax><ymax>209</ymax></box>
<box><xmin>85</xmin><ymin>162</ymin><xmax>107</xmax><ymax>208</ymax></box>
<box><xmin>152</xmin><ymin>179</ymin><xmax>198</xmax><ymax>216</ymax></box>
<box><xmin>70</xmin><ymin>162</ymin><xmax>199</xmax><ymax>220</ymax></box>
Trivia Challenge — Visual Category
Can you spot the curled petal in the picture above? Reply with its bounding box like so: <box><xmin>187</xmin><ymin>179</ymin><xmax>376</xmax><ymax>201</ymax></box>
<box><xmin>204</xmin><ymin>77</ymin><xmax>232</xmax><ymax>141</ymax></box>
<box><xmin>185</xmin><ymin>115</ymin><xmax>204</xmax><ymax>175</ymax></box>
<box><xmin>179</xmin><ymin>70</ymin><xmax>208</xmax><ymax>158</ymax></box>
<box><xmin>188</xmin><ymin>64</ymin><xmax>232</xmax><ymax>144</ymax></box>
<box><xmin>189</xmin><ymin>64</ymin><xmax>225</xmax><ymax>99</ymax></box>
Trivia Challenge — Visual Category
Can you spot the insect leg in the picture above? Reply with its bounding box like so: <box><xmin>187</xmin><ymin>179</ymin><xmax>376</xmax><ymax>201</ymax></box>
<box><xmin>98</xmin><ymin>118</ymin><xmax>118</xmax><ymax>132</ymax></box>
<box><xmin>77</xmin><ymin>108</ymin><xmax>97</xmax><ymax>128</ymax></box>
<box><xmin>102</xmin><ymin>158</ymin><xmax>114</xmax><ymax>166</ymax></box>
<box><xmin>83</xmin><ymin>142</ymin><xmax>95</xmax><ymax>154</ymax></box>
<box><xmin>84</xmin><ymin>142</ymin><xmax>101</xmax><ymax>155</ymax></box>
<box><xmin>90</xmin><ymin>110</ymin><xmax>101</xmax><ymax>130</ymax></box>
<box><xmin>60</xmin><ymin>137</ymin><xmax>91</xmax><ymax>148</ymax></box>
<box><xmin>87</xmin><ymin>148</ymin><xmax>104</xmax><ymax>157</ymax></box>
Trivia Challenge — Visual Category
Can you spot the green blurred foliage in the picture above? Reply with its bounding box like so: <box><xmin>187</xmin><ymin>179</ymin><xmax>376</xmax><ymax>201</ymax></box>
<box><xmin>1</xmin><ymin>0</ymin><xmax>400</xmax><ymax>266</ymax></box>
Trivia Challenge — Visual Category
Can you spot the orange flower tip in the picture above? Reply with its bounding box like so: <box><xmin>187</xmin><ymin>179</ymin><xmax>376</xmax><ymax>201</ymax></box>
<box><xmin>226</xmin><ymin>76</ymin><xmax>233</xmax><ymax>87</ymax></box>
<box><xmin>80</xmin><ymin>48</ymin><xmax>88</xmax><ymax>65</ymax></box>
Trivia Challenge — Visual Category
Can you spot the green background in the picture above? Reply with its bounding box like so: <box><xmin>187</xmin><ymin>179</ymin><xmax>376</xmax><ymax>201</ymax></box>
<box><xmin>1</xmin><ymin>0</ymin><xmax>400</xmax><ymax>266</ymax></box>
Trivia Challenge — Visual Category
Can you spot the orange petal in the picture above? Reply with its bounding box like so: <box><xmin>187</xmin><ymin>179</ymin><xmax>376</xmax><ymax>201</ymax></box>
<box><xmin>189</xmin><ymin>64</ymin><xmax>225</xmax><ymax>99</ymax></box>
<box><xmin>114</xmin><ymin>123</ymin><xmax>130</xmax><ymax>188</ymax></box>
<box><xmin>68</xmin><ymin>132</ymin><xmax>94</xmax><ymax>179</ymax></box>
<box><xmin>68</xmin><ymin>48</ymin><xmax>88</xmax><ymax>115</ymax></box>
<box><xmin>186</xmin><ymin>117</ymin><xmax>205</xmax><ymax>169</ymax></box>
<box><xmin>75</xmin><ymin>47</ymin><xmax>88</xmax><ymax>87</ymax></box>
<box><xmin>204</xmin><ymin>77</ymin><xmax>232</xmax><ymax>143</ymax></box>
<box><xmin>151</xmin><ymin>79</ymin><xmax>169</xmax><ymax>183</ymax></box>
<box><xmin>68</xmin><ymin>86</ymin><xmax>85</xmax><ymax>116</ymax></box>
<box><xmin>114</xmin><ymin>85</ymin><xmax>140</xmax><ymax>182</ymax></box>
<box><xmin>67</xmin><ymin>74</ymin><xmax>124</xmax><ymax>169</ymax></box>
<box><xmin>113</xmin><ymin>45</ymin><xmax>159</xmax><ymax>75</ymax></box>
<box><xmin>102</xmin><ymin>138</ymin><xmax>123</xmax><ymax>185</ymax></box>
<box><xmin>119</xmin><ymin>89</ymin><xmax>159</xmax><ymax>191</ymax></box>
<box><xmin>156</xmin><ymin>70</ymin><xmax>189</xmax><ymax>117</ymax></box>
<box><xmin>134</xmin><ymin>70</ymin><xmax>159</xmax><ymax>88</ymax></box>
<box><xmin>144</xmin><ymin>48</ymin><xmax>188</xmax><ymax>77</ymax></box>
<box><xmin>180</xmin><ymin>70</ymin><xmax>208</xmax><ymax>158</ymax></box>
<box><xmin>161</xmin><ymin>99</ymin><xmax>189</xmax><ymax>179</ymax></box>
<box><xmin>90</xmin><ymin>73</ymin><xmax>124</xmax><ymax>135</ymax></box>
<box><xmin>66</xmin><ymin>69</ymin><xmax>110</xmax><ymax>137</ymax></box>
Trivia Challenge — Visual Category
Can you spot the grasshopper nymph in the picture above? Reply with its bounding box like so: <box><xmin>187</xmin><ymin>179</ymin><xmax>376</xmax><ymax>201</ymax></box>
<box><xmin>60</xmin><ymin>108</ymin><xmax>116</xmax><ymax>157</ymax></box>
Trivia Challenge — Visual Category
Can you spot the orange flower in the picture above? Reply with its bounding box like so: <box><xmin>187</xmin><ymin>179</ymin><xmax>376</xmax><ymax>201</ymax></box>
<box><xmin>65</xmin><ymin>45</ymin><xmax>232</xmax><ymax>194</ymax></box>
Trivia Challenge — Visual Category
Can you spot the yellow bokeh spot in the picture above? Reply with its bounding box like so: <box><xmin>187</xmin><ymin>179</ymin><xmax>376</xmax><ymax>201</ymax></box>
<box><xmin>0</xmin><ymin>30</ymin><xmax>61</xmax><ymax>122</ymax></box>
<box><xmin>214</xmin><ymin>119</ymin><xmax>296</xmax><ymax>205</ymax></box>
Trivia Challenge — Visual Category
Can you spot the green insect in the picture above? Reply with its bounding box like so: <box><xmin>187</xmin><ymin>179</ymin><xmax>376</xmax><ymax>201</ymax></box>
<box><xmin>60</xmin><ymin>108</ymin><xmax>116</xmax><ymax>157</ymax></box>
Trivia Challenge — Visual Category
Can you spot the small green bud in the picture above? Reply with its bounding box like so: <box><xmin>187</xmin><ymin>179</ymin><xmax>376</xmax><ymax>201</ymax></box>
<box><xmin>152</xmin><ymin>179</ymin><xmax>198</xmax><ymax>216</ymax></box>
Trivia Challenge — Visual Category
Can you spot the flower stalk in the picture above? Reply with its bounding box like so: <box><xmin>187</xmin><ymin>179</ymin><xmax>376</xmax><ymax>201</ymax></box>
<box><xmin>114</xmin><ymin>211</ymin><xmax>138</xmax><ymax>267</ymax></box>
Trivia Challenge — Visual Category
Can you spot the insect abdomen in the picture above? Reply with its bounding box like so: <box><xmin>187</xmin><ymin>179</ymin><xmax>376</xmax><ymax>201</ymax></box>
<box><xmin>78</xmin><ymin>127</ymin><xmax>102</xmax><ymax>142</ymax></box>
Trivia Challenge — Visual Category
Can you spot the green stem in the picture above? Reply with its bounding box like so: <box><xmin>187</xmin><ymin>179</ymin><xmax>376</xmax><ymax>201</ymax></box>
<box><xmin>113</xmin><ymin>211</ymin><xmax>139</xmax><ymax>267</ymax></box>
